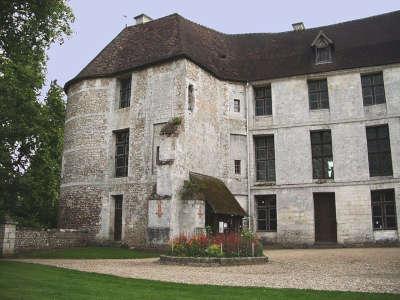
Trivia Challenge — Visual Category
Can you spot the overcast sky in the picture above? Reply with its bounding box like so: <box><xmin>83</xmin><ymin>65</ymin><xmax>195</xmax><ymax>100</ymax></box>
<box><xmin>44</xmin><ymin>0</ymin><xmax>400</xmax><ymax>95</ymax></box>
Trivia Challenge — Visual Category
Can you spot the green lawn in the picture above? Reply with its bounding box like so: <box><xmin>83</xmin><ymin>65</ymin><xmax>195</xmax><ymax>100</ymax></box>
<box><xmin>13</xmin><ymin>246</ymin><xmax>160</xmax><ymax>259</ymax></box>
<box><xmin>0</xmin><ymin>261</ymin><xmax>398</xmax><ymax>300</ymax></box>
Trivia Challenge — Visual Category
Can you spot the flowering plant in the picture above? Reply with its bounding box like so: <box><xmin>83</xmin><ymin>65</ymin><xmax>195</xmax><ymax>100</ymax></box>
<box><xmin>170</xmin><ymin>230</ymin><xmax>263</xmax><ymax>257</ymax></box>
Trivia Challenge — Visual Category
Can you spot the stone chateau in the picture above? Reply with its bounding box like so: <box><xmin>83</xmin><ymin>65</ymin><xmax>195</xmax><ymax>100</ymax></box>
<box><xmin>60</xmin><ymin>11</ymin><xmax>400</xmax><ymax>247</ymax></box>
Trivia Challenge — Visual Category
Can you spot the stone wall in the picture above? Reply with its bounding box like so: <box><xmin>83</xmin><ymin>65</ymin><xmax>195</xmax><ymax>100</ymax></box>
<box><xmin>0</xmin><ymin>221</ymin><xmax>88</xmax><ymax>257</ymax></box>
<box><xmin>14</xmin><ymin>228</ymin><xmax>88</xmax><ymax>253</ymax></box>
<box><xmin>61</xmin><ymin>60</ymin><xmax>186</xmax><ymax>246</ymax></box>
<box><xmin>249</xmin><ymin>64</ymin><xmax>400</xmax><ymax>244</ymax></box>
<box><xmin>0</xmin><ymin>222</ymin><xmax>16</xmax><ymax>256</ymax></box>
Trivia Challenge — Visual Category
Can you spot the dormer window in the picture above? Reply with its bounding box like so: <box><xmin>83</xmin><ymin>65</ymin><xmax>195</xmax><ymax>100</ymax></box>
<box><xmin>311</xmin><ymin>31</ymin><xmax>333</xmax><ymax>65</ymax></box>
<box><xmin>316</xmin><ymin>47</ymin><xmax>331</xmax><ymax>64</ymax></box>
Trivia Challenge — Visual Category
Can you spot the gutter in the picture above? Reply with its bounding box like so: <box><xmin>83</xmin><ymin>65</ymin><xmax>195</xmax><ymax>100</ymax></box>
<box><xmin>245</xmin><ymin>81</ymin><xmax>252</xmax><ymax>231</ymax></box>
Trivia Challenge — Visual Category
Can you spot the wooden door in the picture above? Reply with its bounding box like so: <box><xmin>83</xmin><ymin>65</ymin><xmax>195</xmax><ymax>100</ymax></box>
<box><xmin>314</xmin><ymin>193</ymin><xmax>337</xmax><ymax>243</ymax></box>
<box><xmin>114</xmin><ymin>196</ymin><xmax>123</xmax><ymax>241</ymax></box>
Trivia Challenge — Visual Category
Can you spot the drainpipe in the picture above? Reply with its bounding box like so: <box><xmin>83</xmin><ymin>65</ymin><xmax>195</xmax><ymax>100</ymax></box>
<box><xmin>245</xmin><ymin>81</ymin><xmax>252</xmax><ymax>231</ymax></box>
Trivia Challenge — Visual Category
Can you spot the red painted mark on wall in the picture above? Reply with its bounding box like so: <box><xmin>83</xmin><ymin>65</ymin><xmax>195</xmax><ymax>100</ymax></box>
<box><xmin>156</xmin><ymin>200</ymin><xmax>163</xmax><ymax>218</ymax></box>
<box><xmin>197</xmin><ymin>206</ymin><xmax>204</xmax><ymax>218</ymax></box>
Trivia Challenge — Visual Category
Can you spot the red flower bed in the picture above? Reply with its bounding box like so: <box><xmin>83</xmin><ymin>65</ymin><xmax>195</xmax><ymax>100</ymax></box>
<box><xmin>170</xmin><ymin>230</ymin><xmax>264</xmax><ymax>257</ymax></box>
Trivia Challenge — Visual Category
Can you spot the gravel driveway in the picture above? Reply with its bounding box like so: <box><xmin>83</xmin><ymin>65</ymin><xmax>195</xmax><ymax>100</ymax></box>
<box><xmin>13</xmin><ymin>247</ymin><xmax>400</xmax><ymax>294</ymax></box>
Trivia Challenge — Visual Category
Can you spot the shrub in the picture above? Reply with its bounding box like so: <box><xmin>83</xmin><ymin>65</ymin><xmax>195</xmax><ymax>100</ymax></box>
<box><xmin>170</xmin><ymin>230</ymin><xmax>264</xmax><ymax>258</ymax></box>
<box><xmin>206</xmin><ymin>244</ymin><xmax>223</xmax><ymax>257</ymax></box>
<box><xmin>160</xmin><ymin>116</ymin><xmax>182</xmax><ymax>136</ymax></box>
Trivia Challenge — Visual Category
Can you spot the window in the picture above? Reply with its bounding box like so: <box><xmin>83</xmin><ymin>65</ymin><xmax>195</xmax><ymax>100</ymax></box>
<box><xmin>119</xmin><ymin>77</ymin><xmax>131</xmax><ymax>108</ymax></box>
<box><xmin>188</xmin><ymin>84</ymin><xmax>195</xmax><ymax>111</ymax></box>
<box><xmin>316</xmin><ymin>47</ymin><xmax>332</xmax><ymax>64</ymax></box>
<box><xmin>310</xmin><ymin>130</ymin><xmax>334</xmax><ymax>179</ymax></box>
<box><xmin>308</xmin><ymin>79</ymin><xmax>329</xmax><ymax>109</ymax></box>
<box><xmin>371</xmin><ymin>189</ymin><xmax>397</xmax><ymax>230</ymax></box>
<box><xmin>256</xmin><ymin>195</ymin><xmax>277</xmax><ymax>231</ymax></box>
<box><xmin>234</xmin><ymin>160</ymin><xmax>241</xmax><ymax>174</ymax></box>
<box><xmin>366</xmin><ymin>125</ymin><xmax>393</xmax><ymax>176</ymax></box>
<box><xmin>234</xmin><ymin>99</ymin><xmax>240</xmax><ymax>112</ymax></box>
<box><xmin>115</xmin><ymin>130</ymin><xmax>129</xmax><ymax>177</ymax></box>
<box><xmin>156</xmin><ymin>146</ymin><xmax>160</xmax><ymax>165</ymax></box>
<box><xmin>254</xmin><ymin>86</ymin><xmax>272</xmax><ymax>116</ymax></box>
<box><xmin>254</xmin><ymin>135</ymin><xmax>275</xmax><ymax>181</ymax></box>
<box><xmin>361</xmin><ymin>72</ymin><xmax>386</xmax><ymax>106</ymax></box>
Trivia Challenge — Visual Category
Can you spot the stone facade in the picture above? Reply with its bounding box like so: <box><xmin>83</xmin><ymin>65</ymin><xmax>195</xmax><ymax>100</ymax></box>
<box><xmin>61</xmin><ymin>57</ymin><xmax>400</xmax><ymax>246</ymax></box>
<box><xmin>14</xmin><ymin>228</ymin><xmax>88</xmax><ymax>253</ymax></box>
<box><xmin>0</xmin><ymin>221</ymin><xmax>87</xmax><ymax>257</ymax></box>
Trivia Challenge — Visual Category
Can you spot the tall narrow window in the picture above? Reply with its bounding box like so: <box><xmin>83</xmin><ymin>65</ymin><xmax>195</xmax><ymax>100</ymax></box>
<box><xmin>366</xmin><ymin>125</ymin><xmax>393</xmax><ymax>176</ymax></box>
<box><xmin>156</xmin><ymin>146</ymin><xmax>161</xmax><ymax>165</ymax></box>
<box><xmin>254</xmin><ymin>135</ymin><xmax>275</xmax><ymax>181</ymax></box>
<box><xmin>188</xmin><ymin>84</ymin><xmax>195</xmax><ymax>111</ymax></box>
<box><xmin>254</xmin><ymin>86</ymin><xmax>272</xmax><ymax>116</ymax></box>
<box><xmin>234</xmin><ymin>160</ymin><xmax>241</xmax><ymax>174</ymax></box>
<box><xmin>361</xmin><ymin>72</ymin><xmax>386</xmax><ymax>106</ymax></box>
<box><xmin>113</xmin><ymin>195</ymin><xmax>123</xmax><ymax>241</ymax></box>
<box><xmin>310</xmin><ymin>130</ymin><xmax>334</xmax><ymax>179</ymax></box>
<box><xmin>115</xmin><ymin>130</ymin><xmax>129</xmax><ymax>177</ymax></box>
<box><xmin>371</xmin><ymin>189</ymin><xmax>397</xmax><ymax>230</ymax></box>
<box><xmin>234</xmin><ymin>99</ymin><xmax>240</xmax><ymax>112</ymax></box>
<box><xmin>119</xmin><ymin>77</ymin><xmax>131</xmax><ymax>108</ymax></box>
<box><xmin>308</xmin><ymin>79</ymin><xmax>329</xmax><ymax>109</ymax></box>
<box><xmin>256</xmin><ymin>195</ymin><xmax>277</xmax><ymax>231</ymax></box>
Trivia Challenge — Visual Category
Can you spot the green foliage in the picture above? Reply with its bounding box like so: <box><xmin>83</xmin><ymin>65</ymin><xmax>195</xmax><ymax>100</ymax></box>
<box><xmin>171</xmin><ymin>231</ymin><xmax>264</xmax><ymax>258</ymax></box>
<box><xmin>0</xmin><ymin>1</ymin><xmax>74</xmax><ymax>225</ymax></box>
<box><xmin>16</xmin><ymin>81</ymin><xmax>66</xmax><ymax>227</ymax></box>
<box><xmin>160</xmin><ymin>116</ymin><xmax>183</xmax><ymax>136</ymax></box>
<box><xmin>180</xmin><ymin>179</ymin><xmax>201</xmax><ymax>200</ymax></box>
<box><xmin>13</xmin><ymin>246</ymin><xmax>160</xmax><ymax>259</ymax></box>
<box><xmin>1</xmin><ymin>261</ymin><xmax>397</xmax><ymax>300</ymax></box>
<box><xmin>205</xmin><ymin>244</ymin><xmax>223</xmax><ymax>257</ymax></box>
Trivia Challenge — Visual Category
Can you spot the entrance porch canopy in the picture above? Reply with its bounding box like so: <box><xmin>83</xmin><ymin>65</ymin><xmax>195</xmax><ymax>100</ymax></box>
<box><xmin>189</xmin><ymin>172</ymin><xmax>247</xmax><ymax>217</ymax></box>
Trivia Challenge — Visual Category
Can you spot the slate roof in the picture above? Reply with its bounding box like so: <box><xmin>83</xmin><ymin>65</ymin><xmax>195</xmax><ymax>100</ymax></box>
<box><xmin>188</xmin><ymin>172</ymin><xmax>247</xmax><ymax>217</ymax></box>
<box><xmin>65</xmin><ymin>11</ymin><xmax>400</xmax><ymax>91</ymax></box>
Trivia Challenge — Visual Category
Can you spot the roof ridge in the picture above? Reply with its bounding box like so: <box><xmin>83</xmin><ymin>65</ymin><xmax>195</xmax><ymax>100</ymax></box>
<box><xmin>229</xmin><ymin>10</ymin><xmax>400</xmax><ymax>36</ymax></box>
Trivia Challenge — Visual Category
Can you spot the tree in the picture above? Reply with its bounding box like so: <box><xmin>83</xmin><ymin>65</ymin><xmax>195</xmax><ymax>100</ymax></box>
<box><xmin>17</xmin><ymin>81</ymin><xmax>65</xmax><ymax>227</ymax></box>
<box><xmin>0</xmin><ymin>1</ymin><xmax>74</xmax><ymax>223</ymax></box>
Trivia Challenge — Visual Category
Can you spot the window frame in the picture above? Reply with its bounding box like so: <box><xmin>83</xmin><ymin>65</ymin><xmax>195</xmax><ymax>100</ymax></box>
<box><xmin>254</xmin><ymin>135</ymin><xmax>275</xmax><ymax>182</ymax></box>
<box><xmin>234</xmin><ymin>160</ymin><xmax>241</xmax><ymax>175</ymax></box>
<box><xmin>371</xmin><ymin>189</ymin><xmax>397</xmax><ymax>231</ymax></box>
<box><xmin>310</xmin><ymin>130</ymin><xmax>334</xmax><ymax>180</ymax></box>
<box><xmin>255</xmin><ymin>195</ymin><xmax>277</xmax><ymax>232</ymax></box>
<box><xmin>188</xmin><ymin>84</ymin><xmax>195</xmax><ymax>111</ymax></box>
<box><xmin>114</xmin><ymin>130</ymin><xmax>129</xmax><ymax>177</ymax></box>
<box><xmin>119</xmin><ymin>77</ymin><xmax>131</xmax><ymax>109</ymax></box>
<box><xmin>233</xmin><ymin>99</ymin><xmax>240</xmax><ymax>113</ymax></box>
<box><xmin>361</xmin><ymin>72</ymin><xmax>386</xmax><ymax>106</ymax></box>
<box><xmin>366</xmin><ymin>124</ymin><xmax>393</xmax><ymax>177</ymax></box>
<box><xmin>315</xmin><ymin>46</ymin><xmax>332</xmax><ymax>64</ymax></box>
<box><xmin>254</xmin><ymin>86</ymin><xmax>272</xmax><ymax>116</ymax></box>
<box><xmin>308</xmin><ymin>79</ymin><xmax>329</xmax><ymax>110</ymax></box>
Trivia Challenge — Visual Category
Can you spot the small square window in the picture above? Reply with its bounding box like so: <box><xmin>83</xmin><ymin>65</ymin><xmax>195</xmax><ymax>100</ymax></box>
<box><xmin>234</xmin><ymin>99</ymin><xmax>240</xmax><ymax>112</ymax></box>
<box><xmin>234</xmin><ymin>160</ymin><xmax>241</xmax><ymax>174</ymax></box>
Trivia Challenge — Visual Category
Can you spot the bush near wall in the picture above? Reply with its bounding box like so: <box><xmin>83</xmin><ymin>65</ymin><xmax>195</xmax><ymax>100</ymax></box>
<box><xmin>170</xmin><ymin>230</ymin><xmax>264</xmax><ymax>258</ymax></box>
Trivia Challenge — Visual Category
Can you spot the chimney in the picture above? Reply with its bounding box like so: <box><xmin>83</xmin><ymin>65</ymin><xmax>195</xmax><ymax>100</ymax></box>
<box><xmin>292</xmin><ymin>22</ymin><xmax>305</xmax><ymax>32</ymax></box>
<box><xmin>134</xmin><ymin>14</ymin><xmax>152</xmax><ymax>25</ymax></box>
